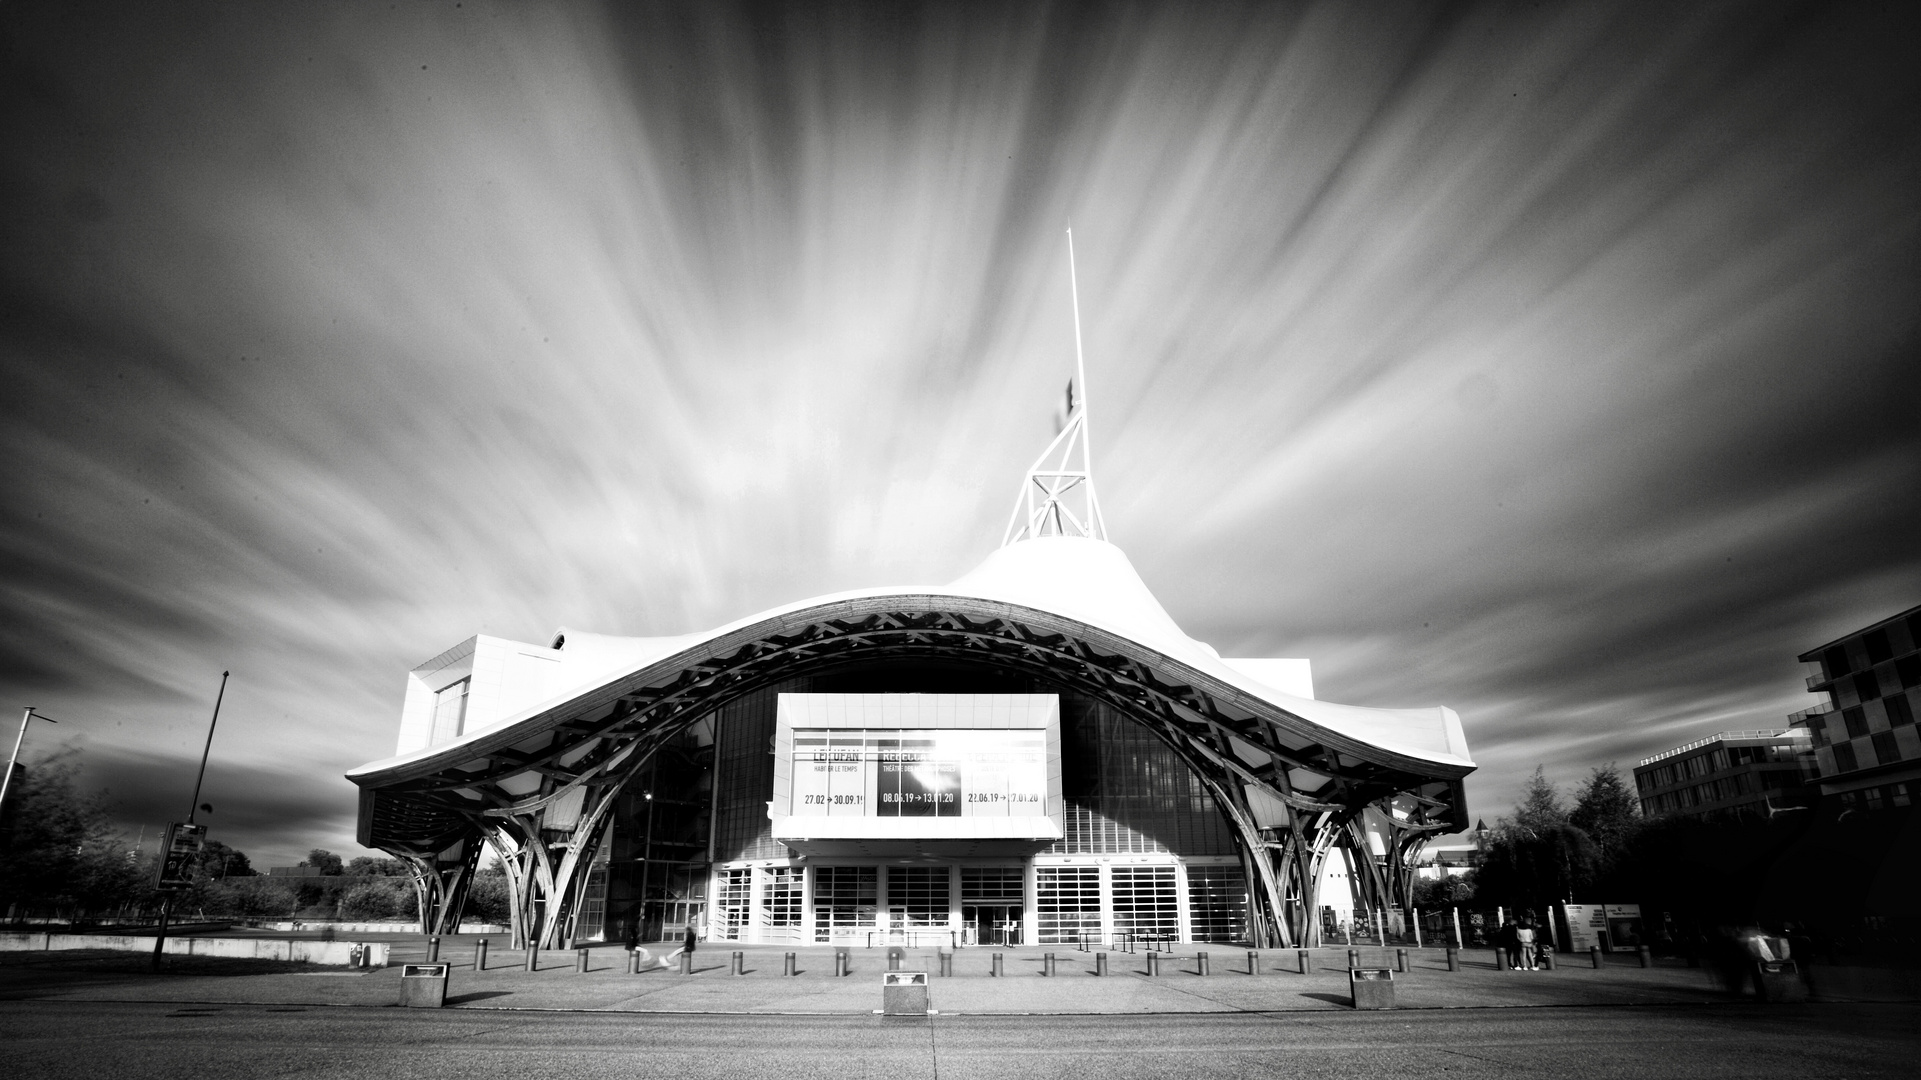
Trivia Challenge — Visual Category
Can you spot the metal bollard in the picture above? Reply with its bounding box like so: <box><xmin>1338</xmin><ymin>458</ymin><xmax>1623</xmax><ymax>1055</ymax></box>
<box><xmin>679</xmin><ymin>950</ymin><xmax>693</xmax><ymax>975</ymax></box>
<box><xmin>426</xmin><ymin>936</ymin><xmax>440</xmax><ymax>963</ymax></box>
<box><xmin>731</xmin><ymin>950</ymin><xmax>745</xmax><ymax>976</ymax></box>
<box><xmin>1637</xmin><ymin>945</ymin><xmax>1652</xmax><ymax>969</ymax></box>
<box><xmin>1248</xmin><ymin>950</ymin><xmax>1261</xmax><ymax>976</ymax></box>
<box><xmin>1541</xmin><ymin>951</ymin><xmax>1555</xmax><ymax>971</ymax></box>
<box><xmin>1197</xmin><ymin>951</ymin><xmax>1210</xmax><ymax>976</ymax></box>
<box><xmin>1494</xmin><ymin>946</ymin><xmax>1507</xmax><ymax>971</ymax></box>
<box><xmin>1096</xmin><ymin>952</ymin><xmax>1108</xmax><ymax>976</ymax></box>
<box><xmin>1446</xmin><ymin>946</ymin><xmax>1459</xmax><ymax>971</ymax></box>
<box><xmin>524</xmin><ymin>946</ymin><xmax>538</xmax><ymax>972</ymax></box>
<box><xmin>990</xmin><ymin>952</ymin><xmax>1003</xmax><ymax>978</ymax></box>
<box><xmin>626</xmin><ymin>949</ymin><xmax>638</xmax><ymax>974</ymax></box>
<box><xmin>834</xmin><ymin>951</ymin><xmax>848</xmax><ymax>977</ymax></box>
<box><xmin>1590</xmin><ymin>946</ymin><xmax>1603</xmax><ymax>969</ymax></box>
<box><xmin>1298</xmin><ymin>949</ymin><xmax>1312</xmax><ymax>974</ymax></box>
<box><xmin>939</xmin><ymin>951</ymin><xmax>952</xmax><ymax>978</ymax></box>
<box><xmin>784</xmin><ymin>952</ymin><xmax>797</xmax><ymax>977</ymax></box>
<box><xmin>1396</xmin><ymin>948</ymin><xmax>1408</xmax><ymax>973</ymax></box>
<box><xmin>475</xmin><ymin>939</ymin><xmax>488</xmax><ymax>972</ymax></box>
<box><xmin>576</xmin><ymin>948</ymin><xmax>589</xmax><ymax>973</ymax></box>
<box><xmin>1347</xmin><ymin>948</ymin><xmax>1360</xmax><ymax>970</ymax></box>
<box><xmin>1043</xmin><ymin>952</ymin><xmax>1056</xmax><ymax>977</ymax></box>
<box><xmin>1146</xmin><ymin>951</ymin><xmax>1161</xmax><ymax>976</ymax></box>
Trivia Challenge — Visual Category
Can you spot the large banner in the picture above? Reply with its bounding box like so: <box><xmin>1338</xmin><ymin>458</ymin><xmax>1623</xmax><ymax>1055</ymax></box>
<box><xmin>790</xmin><ymin>728</ymin><xmax>1046</xmax><ymax>819</ymax></box>
<box><xmin>153</xmin><ymin>821</ymin><xmax>206</xmax><ymax>892</ymax></box>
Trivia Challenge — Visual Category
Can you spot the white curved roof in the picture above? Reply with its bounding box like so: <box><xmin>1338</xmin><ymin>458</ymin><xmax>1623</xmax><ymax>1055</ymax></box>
<box><xmin>351</xmin><ymin>535</ymin><xmax>1471</xmax><ymax>778</ymax></box>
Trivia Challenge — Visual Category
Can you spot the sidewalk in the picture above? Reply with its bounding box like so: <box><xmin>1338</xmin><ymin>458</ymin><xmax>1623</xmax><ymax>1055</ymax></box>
<box><xmin>2</xmin><ymin>938</ymin><xmax>1914</xmax><ymax>1014</ymax></box>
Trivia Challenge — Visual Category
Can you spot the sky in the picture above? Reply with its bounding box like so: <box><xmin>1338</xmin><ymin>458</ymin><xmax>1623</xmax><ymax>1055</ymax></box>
<box><xmin>1</xmin><ymin>1</ymin><xmax>1917</xmax><ymax>870</ymax></box>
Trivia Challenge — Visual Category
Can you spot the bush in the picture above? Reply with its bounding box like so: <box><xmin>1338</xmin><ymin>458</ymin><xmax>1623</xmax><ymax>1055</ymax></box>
<box><xmin>190</xmin><ymin>878</ymin><xmax>298</xmax><ymax>918</ymax></box>
<box><xmin>340</xmin><ymin>879</ymin><xmax>412</xmax><ymax>921</ymax></box>
<box><xmin>466</xmin><ymin>868</ymin><xmax>510</xmax><ymax>926</ymax></box>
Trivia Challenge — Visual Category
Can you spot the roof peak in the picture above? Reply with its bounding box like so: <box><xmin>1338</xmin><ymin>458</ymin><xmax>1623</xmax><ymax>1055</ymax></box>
<box><xmin>1003</xmin><ymin>228</ymin><xmax>1108</xmax><ymax>546</ymax></box>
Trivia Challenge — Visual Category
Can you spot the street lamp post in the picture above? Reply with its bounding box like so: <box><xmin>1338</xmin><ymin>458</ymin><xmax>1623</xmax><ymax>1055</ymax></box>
<box><xmin>0</xmin><ymin>707</ymin><xmax>57</xmax><ymax>814</ymax></box>
<box><xmin>152</xmin><ymin>671</ymin><xmax>229</xmax><ymax>971</ymax></box>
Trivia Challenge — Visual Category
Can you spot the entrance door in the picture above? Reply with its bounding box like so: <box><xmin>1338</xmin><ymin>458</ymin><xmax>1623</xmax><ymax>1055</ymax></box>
<box><xmin>964</xmin><ymin>904</ymin><xmax>1021</xmax><ymax>945</ymax></box>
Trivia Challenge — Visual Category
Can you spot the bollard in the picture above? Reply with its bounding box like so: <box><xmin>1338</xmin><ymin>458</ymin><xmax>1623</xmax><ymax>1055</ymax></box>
<box><xmin>990</xmin><ymin>952</ymin><xmax>1003</xmax><ymax>978</ymax></box>
<box><xmin>1096</xmin><ymin>952</ymin><xmax>1108</xmax><ymax>976</ymax></box>
<box><xmin>1347</xmin><ymin>948</ymin><xmax>1360</xmax><ymax>970</ymax></box>
<box><xmin>1248</xmin><ymin>950</ymin><xmax>1261</xmax><ymax>976</ymax></box>
<box><xmin>679</xmin><ymin>950</ymin><xmax>693</xmax><ymax>975</ymax></box>
<box><xmin>1197</xmin><ymin>951</ymin><xmax>1210</xmax><ymax>976</ymax></box>
<box><xmin>1396</xmin><ymin>948</ymin><xmax>1408</xmax><ymax>973</ymax></box>
<box><xmin>426</xmin><ymin>936</ymin><xmax>440</xmax><ymax>963</ymax></box>
<box><xmin>1146</xmin><ymin>951</ymin><xmax>1161</xmax><ymax>976</ymax></box>
<box><xmin>784</xmin><ymin>952</ymin><xmax>797</xmax><ymax>977</ymax></box>
<box><xmin>731</xmin><ymin>950</ymin><xmax>745</xmax><ymax>976</ymax></box>
<box><xmin>1590</xmin><ymin>945</ymin><xmax>1603</xmax><ymax>969</ymax></box>
<box><xmin>524</xmin><ymin>946</ymin><xmax>539</xmax><ymax>972</ymax></box>
<box><xmin>1541</xmin><ymin>951</ymin><xmax>1555</xmax><ymax>971</ymax></box>
<box><xmin>576</xmin><ymin>948</ymin><xmax>589</xmax><ymax>973</ymax></box>
<box><xmin>1494</xmin><ymin>946</ymin><xmax>1507</xmax><ymax>971</ymax></box>
<box><xmin>627</xmin><ymin>949</ymin><xmax>638</xmax><ymax>974</ymax></box>
<box><xmin>1446</xmin><ymin>946</ymin><xmax>1459</xmax><ymax>972</ymax></box>
<box><xmin>939</xmin><ymin>951</ymin><xmax>952</xmax><ymax>978</ymax></box>
<box><xmin>1043</xmin><ymin>952</ymin><xmax>1056</xmax><ymax>977</ymax></box>
<box><xmin>834</xmin><ymin>951</ymin><xmax>849</xmax><ymax>978</ymax></box>
<box><xmin>1637</xmin><ymin>945</ymin><xmax>1652</xmax><ymax>969</ymax></box>
<box><xmin>1298</xmin><ymin>949</ymin><xmax>1312</xmax><ymax>974</ymax></box>
<box><xmin>475</xmin><ymin>939</ymin><xmax>488</xmax><ymax>972</ymax></box>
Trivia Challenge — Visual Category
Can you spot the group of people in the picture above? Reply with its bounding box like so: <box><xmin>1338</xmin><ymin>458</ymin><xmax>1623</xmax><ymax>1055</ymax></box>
<box><xmin>1497</xmin><ymin>916</ymin><xmax>1547</xmax><ymax>971</ymax></box>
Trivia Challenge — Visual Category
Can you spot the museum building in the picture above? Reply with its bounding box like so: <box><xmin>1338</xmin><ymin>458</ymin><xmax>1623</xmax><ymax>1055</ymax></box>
<box><xmin>349</xmin><ymin>395</ymin><xmax>1475</xmax><ymax>950</ymax></box>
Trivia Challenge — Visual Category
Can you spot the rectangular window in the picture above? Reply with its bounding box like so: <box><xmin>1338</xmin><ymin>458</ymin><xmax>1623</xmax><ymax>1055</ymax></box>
<box><xmin>715</xmin><ymin>868</ymin><xmax>752</xmax><ymax>941</ymax></box>
<box><xmin>1887</xmin><ymin>694</ymin><xmax>1915</xmax><ymax>727</ymax></box>
<box><xmin>764</xmin><ymin>866</ymin><xmax>802</xmax><ymax>928</ymax></box>
<box><xmin>430</xmin><ymin>678</ymin><xmax>470</xmax><ymax>744</ymax></box>
<box><xmin>1833</xmin><ymin>743</ymin><xmax>1859</xmax><ymax>774</ymax></box>
<box><xmin>1866</xmin><ymin>629</ymin><xmax>1894</xmax><ymax>665</ymax></box>
<box><xmin>1865</xmin><ymin>787</ymin><xmax>1885</xmax><ymax>811</ymax></box>
<box><xmin>1907</xmin><ymin>613</ymin><xmax>1921</xmax><ymax>654</ymax></box>
<box><xmin>1035</xmin><ymin>866</ymin><xmax>1101</xmax><ymax>945</ymax></box>
<box><xmin>1824</xmin><ymin>645</ymin><xmax>1853</xmax><ymax>679</ymax></box>
<box><xmin>813</xmin><ymin>866</ymin><xmax>877</xmax><ymax>941</ymax></box>
<box><xmin>960</xmin><ymin>867</ymin><xmax>1025</xmax><ymax>903</ymax></box>
<box><xmin>1844</xmin><ymin>707</ymin><xmax>1869</xmax><ymax>739</ymax></box>
<box><xmin>1871</xmin><ymin>731</ymin><xmax>1900</xmax><ymax>767</ymax></box>
<box><xmin>577</xmin><ymin>865</ymin><xmax>608</xmax><ymax>942</ymax></box>
<box><xmin>887</xmin><ymin>866</ymin><xmax>951</xmax><ymax>930</ymax></box>
<box><xmin>1893</xmin><ymin>783</ymin><xmax>1913</xmax><ymax>808</ymax></box>
<box><xmin>1186</xmin><ymin>865</ymin><xmax>1247</xmax><ymax>945</ymax></box>
<box><xmin>1899</xmin><ymin>656</ymin><xmax>1921</xmax><ymax>689</ymax></box>
<box><xmin>1111</xmin><ymin>865</ymin><xmax>1179</xmax><ymax>943</ymax></box>
<box><xmin>1710</xmin><ymin>749</ymin><xmax>1730</xmax><ymax>771</ymax></box>
<box><xmin>1854</xmin><ymin>671</ymin><xmax>1883</xmax><ymax>702</ymax></box>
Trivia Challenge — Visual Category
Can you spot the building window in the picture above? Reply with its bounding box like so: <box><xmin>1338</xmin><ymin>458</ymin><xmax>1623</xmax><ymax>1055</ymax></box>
<box><xmin>1887</xmin><ymin>694</ymin><xmax>1915</xmax><ymax>727</ymax></box>
<box><xmin>887</xmin><ymin>866</ymin><xmax>951</xmax><ymax>931</ymax></box>
<box><xmin>1892</xmin><ymin>783</ymin><xmax>1913</xmax><ymax>808</ymax></box>
<box><xmin>577</xmin><ymin>865</ymin><xmax>608</xmax><ymax>942</ymax></box>
<box><xmin>714</xmin><ymin>868</ymin><xmax>751</xmax><ymax>941</ymax></box>
<box><xmin>1833</xmin><ymin>743</ymin><xmax>1859</xmax><ymax>774</ymax></box>
<box><xmin>1865</xmin><ymin>787</ymin><xmax>1885</xmax><ymax>812</ymax></box>
<box><xmin>1186</xmin><ymin>866</ymin><xmax>1247</xmax><ymax>944</ymax></box>
<box><xmin>814</xmin><ymin>866</ymin><xmax>877</xmax><ymax>941</ymax></box>
<box><xmin>1854</xmin><ymin>671</ymin><xmax>1883</xmax><ymax>702</ymax></box>
<box><xmin>430</xmin><ymin>678</ymin><xmax>470</xmax><ymax>744</ymax></box>
<box><xmin>1839</xmin><ymin>791</ymin><xmax>1859</xmax><ymax>812</ymax></box>
<box><xmin>1898</xmin><ymin>656</ymin><xmax>1921</xmax><ymax>689</ymax></box>
<box><xmin>1866</xmin><ymin>628</ymin><xmax>1894</xmax><ymax>665</ymax></box>
<box><xmin>764</xmin><ymin>867</ymin><xmax>802</xmax><ymax>929</ymax></box>
<box><xmin>960</xmin><ymin>867</ymin><xmax>1025</xmax><ymax>903</ymax></box>
<box><xmin>1824</xmin><ymin>645</ymin><xmax>1852</xmax><ymax>679</ymax></box>
<box><xmin>1871</xmin><ymin>731</ymin><xmax>1900</xmax><ymax>767</ymax></box>
<box><xmin>1807</xmin><ymin>717</ymin><xmax>1827</xmax><ymax>748</ymax></box>
<box><xmin>1035</xmin><ymin>866</ymin><xmax>1101</xmax><ymax>945</ymax></box>
<box><xmin>1844</xmin><ymin>707</ymin><xmax>1869</xmax><ymax>739</ymax></box>
<box><xmin>1110</xmin><ymin>865</ymin><xmax>1179</xmax><ymax>943</ymax></box>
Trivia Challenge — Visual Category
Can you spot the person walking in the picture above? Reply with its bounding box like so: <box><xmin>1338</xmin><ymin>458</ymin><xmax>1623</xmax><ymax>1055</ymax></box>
<box><xmin>1499</xmin><ymin>919</ymin><xmax>1521</xmax><ymax>970</ymax></box>
<box><xmin>664</xmin><ymin>918</ymin><xmax>699</xmax><ymax>970</ymax></box>
<box><xmin>1516</xmin><ymin>919</ymin><xmax>1538</xmax><ymax>971</ymax></box>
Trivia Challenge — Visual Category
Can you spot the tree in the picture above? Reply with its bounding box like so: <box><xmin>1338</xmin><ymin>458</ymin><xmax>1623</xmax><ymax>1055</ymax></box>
<box><xmin>1474</xmin><ymin>766</ymin><xmax>1598</xmax><ymax>911</ymax></box>
<box><xmin>196</xmin><ymin>839</ymin><xmax>254</xmax><ymax>879</ymax></box>
<box><xmin>0</xmin><ymin>752</ymin><xmax>149</xmax><ymax>918</ymax></box>
<box><xmin>302</xmin><ymin>849</ymin><xmax>344</xmax><ymax>875</ymax></box>
<box><xmin>1570</xmin><ymin>763</ymin><xmax>1639</xmax><ymax>865</ymax></box>
<box><xmin>345</xmin><ymin>855</ymin><xmax>410</xmax><ymax>877</ymax></box>
<box><xmin>1514</xmin><ymin>766</ymin><xmax>1567</xmax><ymax>833</ymax></box>
<box><xmin>1412</xmin><ymin>873</ymin><xmax>1476</xmax><ymax>908</ymax></box>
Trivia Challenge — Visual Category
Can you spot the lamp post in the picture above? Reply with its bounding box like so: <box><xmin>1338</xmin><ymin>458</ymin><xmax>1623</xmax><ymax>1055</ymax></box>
<box><xmin>152</xmin><ymin>672</ymin><xmax>229</xmax><ymax>971</ymax></box>
<box><xmin>0</xmin><ymin>708</ymin><xmax>57</xmax><ymax>813</ymax></box>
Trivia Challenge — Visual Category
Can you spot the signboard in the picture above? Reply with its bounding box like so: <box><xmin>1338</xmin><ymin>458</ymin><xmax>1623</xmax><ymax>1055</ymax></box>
<box><xmin>1562</xmin><ymin>902</ymin><xmax>1643</xmax><ymax>951</ymax></box>
<box><xmin>1603</xmin><ymin>903</ymin><xmax>1644</xmax><ymax>951</ymax></box>
<box><xmin>153</xmin><ymin>822</ymin><xmax>206</xmax><ymax>892</ymax></box>
<box><xmin>789</xmin><ymin>728</ymin><xmax>1047</xmax><ymax>820</ymax></box>
<box><xmin>1561</xmin><ymin>904</ymin><xmax>1607</xmax><ymax>952</ymax></box>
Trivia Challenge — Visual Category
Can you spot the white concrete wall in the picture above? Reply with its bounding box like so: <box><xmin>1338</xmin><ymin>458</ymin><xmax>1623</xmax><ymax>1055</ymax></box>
<box><xmin>0</xmin><ymin>932</ymin><xmax>390</xmax><ymax>967</ymax></box>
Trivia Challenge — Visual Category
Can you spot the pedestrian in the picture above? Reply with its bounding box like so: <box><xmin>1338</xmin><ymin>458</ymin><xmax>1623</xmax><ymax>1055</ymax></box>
<box><xmin>1499</xmin><ymin>920</ymin><xmax>1521</xmax><ymax>970</ymax></box>
<box><xmin>1516</xmin><ymin>919</ymin><xmax>1538</xmax><ymax>971</ymax></box>
<box><xmin>665</xmin><ymin>917</ymin><xmax>698</xmax><ymax>969</ymax></box>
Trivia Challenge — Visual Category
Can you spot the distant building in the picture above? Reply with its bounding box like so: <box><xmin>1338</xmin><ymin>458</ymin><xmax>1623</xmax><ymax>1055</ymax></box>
<box><xmin>1633</xmin><ymin>730</ymin><xmax>1811</xmax><ymax>821</ymax></box>
<box><xmin>1793</xmin><ymin>605</ymin><xmax>1921</xmax><ymax>813</ymax></box>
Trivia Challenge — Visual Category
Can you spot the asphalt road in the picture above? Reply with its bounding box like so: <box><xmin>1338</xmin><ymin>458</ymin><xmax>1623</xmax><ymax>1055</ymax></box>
<box><xmin>3</xmin><ymin>1000</ymin><xmax>1917</xmax><ymax>1079</ymax></box>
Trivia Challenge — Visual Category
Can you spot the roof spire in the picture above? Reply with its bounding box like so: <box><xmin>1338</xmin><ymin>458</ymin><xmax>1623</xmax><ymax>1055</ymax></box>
<box><xmin>1003</xmin><ymin>228</ymin><xmax>1108</xmax><ymax>546</ymax></box>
